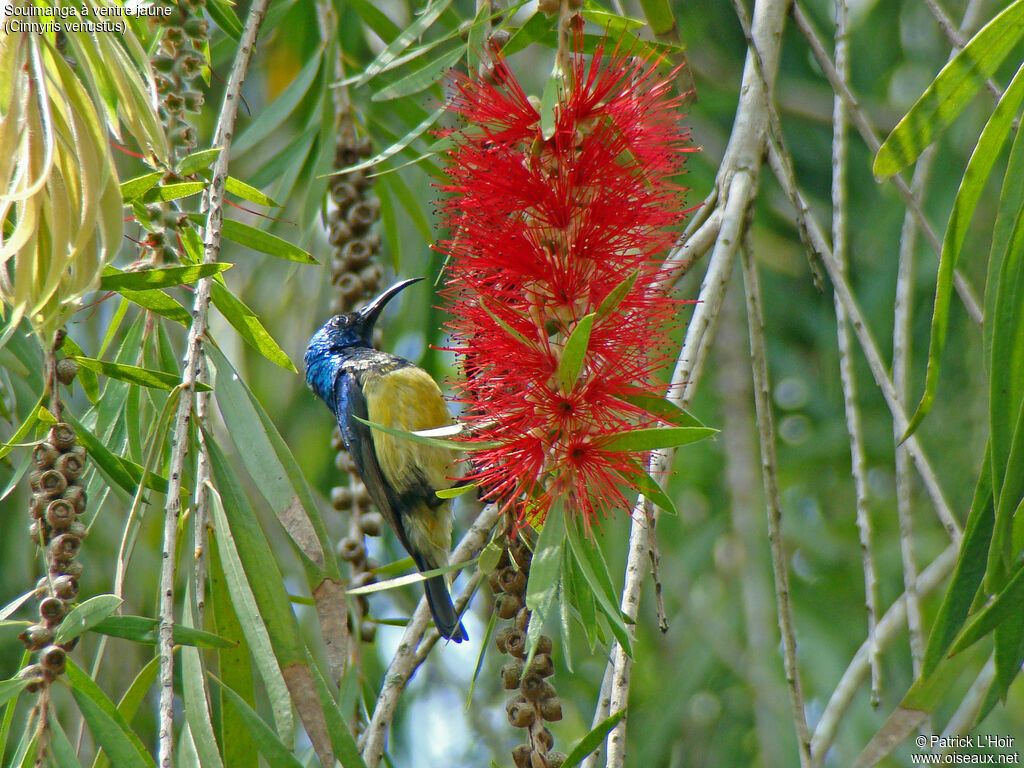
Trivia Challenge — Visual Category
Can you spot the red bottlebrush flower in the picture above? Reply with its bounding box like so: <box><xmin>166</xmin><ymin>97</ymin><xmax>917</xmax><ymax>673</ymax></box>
<box><xmin>438</xmin><ymin>41</ymin><xmax>695</xmax><ymax>531</ymax></box>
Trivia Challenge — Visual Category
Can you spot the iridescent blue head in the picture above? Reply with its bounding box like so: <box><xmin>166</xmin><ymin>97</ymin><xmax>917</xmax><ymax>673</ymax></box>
<box><xmin>305</xmin><ymin>278</ymin><xmax>424</xmax><ymax>403</ymax></box>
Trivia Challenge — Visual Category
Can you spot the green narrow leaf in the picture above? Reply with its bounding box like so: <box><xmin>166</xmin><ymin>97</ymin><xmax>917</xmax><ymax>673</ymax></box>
<box><xmin>233</xmin><ymin>49</ymin><xmax>324</xmax><ymax>155</ymax></box>
<box><xmin>540</xmin><ymin>71</ymin><xmax>560</xmax><ymax>141</ymax></box>
<box><xmin>0</xmin><ymin>677</ymin><xmax>31</xmax><ymax>708</ymax></box>
<box><xmin>176</xmin><ymin>147</ymin><xmax>222</xmax><ymax>175</ymax></box>
<box><xmin>54</xmin><ymin>594</ymin><xmax>123</xmax><ymax>645</ymax></box>
<box><xmin>185</xmin><ymin>215</ymin><xmax>316</xmax><ymax>264</ymax></box>
<box><xmin>66</xmin><ymin>659</ymin><xmax>156</xmax><ymax>768</ymax></box>
<box><xmin>874</xmin><ymin>0</ymin><xmax>1024</xmax><ymax>177</ymax></box>
<box><xmin>357</xmin><ymin>0</ymin><xmax>455</xmax><ymax>87</ymax></box>
<box><xmin>560</xmin><ymin>709</ymin><xmax>627</xmax><ymax>768</ymax></box>
<box><xmin>212</xmin><ymin>677</ymin><xmax>304</xmax><ymax>768</ymax></box>
<box><xmin>993</xmin><ymin>606</ymin><xmax>1024</xmax><ymax>699</ymax></box>
<box><xmin>116</xmin><ymin>287</ymin><xmax>191</xmax><ymax>326</ymax></box>
<box><xmin>502</xmin><ymin>12</ymin><xmax>552</xmax><ymax>57</ymax></box>
<box><xmin>330</xmin><ymin>107</ymin><xmax>444</xmax><ymax>176</ymax></box>
<box><xmin>90</xmin><ymin>615</ymin><xmax>234</xmax><ymax>648</ymax></box>
<box><xmin>119</xmin><ymin>172</ymin><xmax>162</xmax><ymax>202</ymax></box>
<box><xmin>205</xmin><ymin>483</ymin><xmax>295</xmax><ymax>745</ymax></box>
<box><xmin>557</xmin><ymin>313</ymin><xmax>596</xmax><ymax>392</ymax></box>
<box><xmin>46</xmin><ymin>708</ymin><xmax>81</xmax><ymax>768</ymax></box>
<box><xmin>346</xmin><ymin>0</ymin><xmax>400</xmax><ymax>40</ymax></box>
<box><xmin>181</xmin><ymin>596</ymin><xmax>225</xmax><ymax>768</ymax></box>
<box><xmin>594</xmin><ymin>271</ymin><xmax>639</xmax><ymax>319</ymax></box>
<box><xmin>436</xmin><ymin>484</ymin><xmax>475</xmax><ymax>499</ymax></box>
<box><xmin>583</xmin><ymin>10</ymin><xmax>646</xmax><ymax>36</ymax></box>
<box><xmin>63</xmin><ymin>410</ymin><xmax>170</xmax><ymax>497</ymax></box>
<box><xmin>208</xmin><ymin>344</ymin><xmax>332</xmax><ymax>578</ymax></box>
<box><xmin>100</xmin><ymin>263</ymin><xmax>232</xmax><ymax>292</ymax></box>
<box><xmin>903</xmin><ymin>62</ymin><xmax>1024</xmax><ymax>439</ymax></box>
<box><xmin>0</xmin><ymin>590</ymin><xmax>35</xmax><ymax>622</ymax></box>
<box><xmin>71</xmin><ymin>357</ymin><xmax>210</xmax><ymax>392</ymax></box>
<box><xmin>620</xmin><ymin>458</ymin><xmax>677</xmax><ymax>515</ymax></box>
<box><xmin>618</xmin><ymin>392</ymin><xmax>705</xmax><ymax>428</ymax></box>
<box><xmin>467</xmin><ymin>609</ymin><xmax>499</xmax><ymax>705</ymax></box>
<box><xmin>209</xmin><ymin>282</ymin><xmax>297</xmax><ymax>372</ymax></box>
<box><xmin>206</xmin><ymin>0</ymin><xmax>243</xmax><ymax>39</ymax></box>
<box><xmin>208</xmin><ymin>532</ymin><xmax>259</xmax><ymax>768</ymax></box>
<box><xmin>142</xmin><ymin>181</ymin><xmax>206</xmax><ymax>203</ymax></box>
<box><xmin>224</xmin><ymin>176</ymin><xmax>280</xmax><ymax>207</ymax></box>
<box><xmin>60</xmin><ymin>336</ymin><xmax>98</xmax><ymax>403</ymax></box>
<box><xmin>949</xmin><ymin>563</ymin><xmax>1024</xmax><ymax>655</ymax></box>
<box><xmin>602</xmin><ymin>426</ymin><xmax>717</xmax><ymax>451</ymax></box>
<box><xmin>525</xmin><ymin>504</ymin><xmax>566</xmax><ymax>660</ymax></box>
<box><xmin>306</xmin><ymin>655</ymin><xmax>368</xmax><ymax>768</ymax></box>
<box><xmin>566</xmin><ymin>522</ymin><xmax>633</xmax><ymax>657</ymax></box>
<box><xmin>922</xmin><ymin>446</ymin><xmax>994</xmax><ymax>676</ymax></box>
<box><xmin>352</xmin><ymin>414</ymin><xmax>496</xmax><ymax>451</ymax></box>
<box><xmin>636</xmin><ymin>0</ymin><xmax>676</xmax><ymax>35</ymax></box>
<box><xmin>371</xmin><ymin>46</ymin><xmax>464</xmax><ymax>102</ymax></box>
<box><xmin>0</xmin><ymin>392</ymin><xmax>42</xmax><ymax>461</ymax></box>
<box><xmin>383</xmin><ymin>166</ymin><xmax>434</xmax><ymax>244</ymax></box>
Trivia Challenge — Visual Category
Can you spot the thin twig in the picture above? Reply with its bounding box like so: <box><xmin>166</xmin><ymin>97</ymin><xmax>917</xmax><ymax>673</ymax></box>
<box><xmin>831</xmin><ymin>0</ymin><xmax>881</xmax><ymax>708</ymax></box>
<box><xmin>605</xmin><ymin>169</ymin><xmax>750</xmax><ymax>768</ymax></box>
<box><xmin>156</xmin><ymin>3</ymin><xmax>270</xmax><ymax>766</ymax></box>
<box><xmin>893</xmin><ymin>150</ymin><xmax>932</xmax><ymax>686</ymax></box>
<box><xmin>762</xmin><ymin>122</ymin><xmax>963</xmax><ymax>542</ymax></box>
<box><xmin>601</xmin><ymin>0</ymin><xmax>795</xmax><ymax>759</ymax></box>
<box><xmin>810</xmin><ymin>544</ymin><xmax>957</xmax><ymax>758</ymax></box>
<box><xmin>719</xmin><ymin>281</ymin><xmax>788</xmax><ymax>766</ymax></box>
<box><xmin>360</xmin><ymin>503</ymin><xmax>502</xmax><ymax>768</ymax></box>
<box><xmin>919</xmin><ymin>0</ymin><xmax>1001</xmax><ymax>100</ymax></box>
<box><xmin>740</xmin><ymin>236</ymin><xmax>814</xmax><ymax>768</ymax></box>
<box><xmin>939</xmin><ymin>655</ymin><xmax>995</xmax><ymax>745</ymax></box>
<box><xmin>791</xmin><ymin>2</ymin><xmax>983</xmax><ymax>327</ymax></box>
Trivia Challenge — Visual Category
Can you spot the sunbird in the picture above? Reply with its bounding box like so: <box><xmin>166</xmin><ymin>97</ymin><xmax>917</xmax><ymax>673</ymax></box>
<box><xmin>305</xmin><ymin>278</ymin><xmax>468</xmax><ymax>642</ymax></box>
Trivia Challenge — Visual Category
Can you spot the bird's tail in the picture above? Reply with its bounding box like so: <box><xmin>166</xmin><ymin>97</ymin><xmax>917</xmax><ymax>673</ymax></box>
<box><xmin>424</xmin><ymin>574</ymin><xmax>468</xmax><ymax>642</ymax></box>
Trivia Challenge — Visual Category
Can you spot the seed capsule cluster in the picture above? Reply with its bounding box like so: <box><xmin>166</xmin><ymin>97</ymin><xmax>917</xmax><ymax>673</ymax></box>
<box><xmin>18</xmin><ymin>423</ymin><xmax>89</xmax><ymax>691</ymax></box>
<box><xmin>491</xmin><ymin>536</ymin><xmax>566</xmax><ymax>768</ymax></box>
<box><xmin>328</xmin><ymin>133</ymin><xmax>384</xmax><ymax>315</ymax></box>
<box><xmin>152</xmin><ymin>0</ymin><xmax>208</xmax><ymax>157</ymax></box>
<box><xmin>329</xmin><ymin>129</ymin><xmax>385</xmax><ymax>644</ymax></box>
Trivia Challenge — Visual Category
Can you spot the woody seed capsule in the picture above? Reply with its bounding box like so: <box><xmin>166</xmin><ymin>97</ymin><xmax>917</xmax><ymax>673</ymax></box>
<box><xmin>49</xmin><ymin>423</ymin><xmax>76</xmax><ymax>452</ymax></box>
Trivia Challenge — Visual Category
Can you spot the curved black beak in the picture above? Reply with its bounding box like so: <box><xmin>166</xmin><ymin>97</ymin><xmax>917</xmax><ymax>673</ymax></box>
<box><xmin>357</xmin><ymin>277</ymin><xmax>424</xmax><ymax>342</ymax></box>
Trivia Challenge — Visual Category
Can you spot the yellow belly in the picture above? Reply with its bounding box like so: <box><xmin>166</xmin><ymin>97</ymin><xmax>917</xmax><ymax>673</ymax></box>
<box><xmin>363</xmin><ymin>365</ymin><xmax>454</xmax><ymax>494</ymax></box>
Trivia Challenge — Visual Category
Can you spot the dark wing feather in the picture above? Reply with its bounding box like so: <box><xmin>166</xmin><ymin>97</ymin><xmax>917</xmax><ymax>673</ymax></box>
<box><xmin>333</xmin><ymin>368</ymin><xmax>416</xmax><ymax>555</ymax></box>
